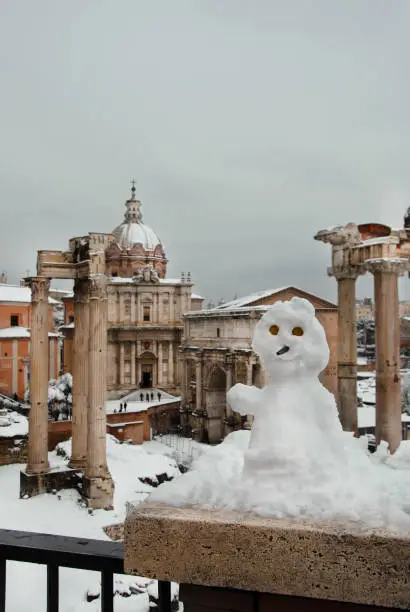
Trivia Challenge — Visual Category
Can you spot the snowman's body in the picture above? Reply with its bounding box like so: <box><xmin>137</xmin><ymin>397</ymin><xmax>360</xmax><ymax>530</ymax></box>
<box><xmin>227</xmin><ymin>297</ymin><xmax>358</xmax><ymax>485</ymax></box>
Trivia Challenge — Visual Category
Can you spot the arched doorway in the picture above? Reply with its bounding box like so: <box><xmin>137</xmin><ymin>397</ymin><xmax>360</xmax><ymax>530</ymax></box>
<box><xmin>205</xmin><ymin>366</ymin><xmax>227</xmax><ymax>444</ymax></box>
<box><xmin>138</xmin><ymin>351</ymin><xmax>156</xmax><ymax>388</ymax></box>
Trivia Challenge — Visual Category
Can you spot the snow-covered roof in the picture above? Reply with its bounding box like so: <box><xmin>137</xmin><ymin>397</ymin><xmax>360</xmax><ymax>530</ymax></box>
<box><xmin>191</xmin><ymin>293</ymin><xmax>204</xmax><ymax>300</ymax></box>
<box><xmin>359</xmin><ymin>236</ymin><xmax>398</xmax><ymax>247</ymax></box>
<box><xmin>107</xmin><ymin>420</ymin><xmax>144</xmax><ymax>428</ymax></box>
<box><xmin>0</xmin><ymin>327</ymin><xmax>59</xmax><ymax>339</ymax></box>
<box><xmin>49</xmin><ymin>288</ymin><xmax>73</xmax><ymax>296</ymax></box>
<box><xmin>214</xmin><ymin>288</ymin><xmax>288</xmax><ymax>310</ymax></box>
<box><xmin>0</xmin><ymin>284</ymin><xmax>59</xmax><ymax>305</ymax></box>
<box><xmin>212</xmin><ymin>286</ymin><xmax>336</xmax><ymax>312</ymax></box>
<box><xmin>186</xmin><ymin>286</ymin><xmax>336</xmax><ymax>318</ymax></box>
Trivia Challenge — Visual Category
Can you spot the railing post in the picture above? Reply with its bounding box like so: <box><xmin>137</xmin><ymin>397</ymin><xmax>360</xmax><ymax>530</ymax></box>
<box><xmin>101</xmin><ymin>570</ymin><xmax>114</xmax><ymax>612</ymax></box>
<box><xmin>0</xmin><ymin>558</ymin><xmax>6</xmax><ymax>612</ymax></box>
<box><xmin>158</xmin><ymin>580</ymin><xmax>171</xmax><ymax>612</ymax></box>
<box><xmin>47</xmin><ymin>564</ymin><xmax>59</xmax><ymax>612</ymax></box>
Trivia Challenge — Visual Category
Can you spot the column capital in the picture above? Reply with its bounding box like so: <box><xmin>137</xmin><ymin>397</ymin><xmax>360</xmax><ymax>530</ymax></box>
<box><xmin>74</xmin><ymin>278</ymin><xmax>90</xmax><ymax>303</ymax></box>
<box><xmin>364</xmin><ymin>257</ymin><xmax>408</xmax><ymax>276</ymax></box>
<box><xmin>27</xmin><ymin>277</ymin><xmax>50</xmax><ymax>303</ymax></box>
<box><xmin>89</xmin><ymin>274</ymin><xmax>108</xmax><ymax>299</ymax></box>
<box><xmin>329</xmin><ymin>266</ymin><xmax>361</xmax><ymax>281</ymax></box>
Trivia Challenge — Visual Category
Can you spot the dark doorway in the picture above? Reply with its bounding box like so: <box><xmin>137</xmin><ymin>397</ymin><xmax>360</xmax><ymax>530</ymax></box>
<box><xmin>142</xmin><ymin>370</ymin><xmax>152</xmax><ymax>388</ymax></box>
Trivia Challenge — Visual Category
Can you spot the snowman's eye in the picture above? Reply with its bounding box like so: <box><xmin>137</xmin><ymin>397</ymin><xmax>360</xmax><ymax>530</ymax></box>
<box><xmin>292</xmin><ymin>326</ymin><xmax>304</xmax><ymax>336</ymax></box>
<box><xmin>269</xmin><ymin>324</ymin><xmax>279</xmax><ymax>335</ymax></box>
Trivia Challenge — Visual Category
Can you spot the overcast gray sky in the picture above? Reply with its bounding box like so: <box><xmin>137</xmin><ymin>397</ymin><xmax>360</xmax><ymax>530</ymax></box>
<box><xmin>1</xmin><ymin>0</ymin><xmax>410</xmax><ymax>303</ymax></box>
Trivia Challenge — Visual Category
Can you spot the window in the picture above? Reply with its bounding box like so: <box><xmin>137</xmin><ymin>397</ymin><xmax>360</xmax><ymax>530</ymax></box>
<box><xmin>10</xmin><ymin>315</ymin><xmax>19</xmax><ymax>327</ymax></box>
<box><xmin>68</xmin><ymin>315</ymin><xmax>74</xmax><ymax>323</ymax></box>
<box><xmin>216</xmin><ymin>327</ymin><xmax>220</xmax><ymax>338</ymax></box>
<box><xmin>143</xmin><ymin>306</ymin><xmax>151</xmax><ymax>322</ymax></box>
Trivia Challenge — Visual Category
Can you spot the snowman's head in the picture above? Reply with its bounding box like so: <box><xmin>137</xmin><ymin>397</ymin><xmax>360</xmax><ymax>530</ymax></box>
<box><xmin>252</xmin><ymin>297</ymin><xmax>329</xmax><ymax>378</ymax></box>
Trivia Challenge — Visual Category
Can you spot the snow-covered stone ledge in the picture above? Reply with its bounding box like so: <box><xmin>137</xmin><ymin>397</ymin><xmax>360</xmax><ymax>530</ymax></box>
<box><xmin>124</xmin><ymin>502</ymin><xmax>410</xmax><ymax>610</ymax></box>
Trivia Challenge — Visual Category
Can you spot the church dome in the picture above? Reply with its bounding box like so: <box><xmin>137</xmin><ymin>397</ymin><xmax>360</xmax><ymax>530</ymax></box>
<box><xmin>112</xmin><ymin>183</ymin><xmax>162</xmax><ymax>252</ymax></box>
<box><xmin>112</xmin><ymin>220</ymin><xmax>161</xmax><ymax>251</ymax></box>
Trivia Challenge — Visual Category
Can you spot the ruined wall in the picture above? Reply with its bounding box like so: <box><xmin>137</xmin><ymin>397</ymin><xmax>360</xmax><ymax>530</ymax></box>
<box><xmin>0</xmin><ymin>435</ymin><xmax>28</xmax><ymax>465</ymax></box>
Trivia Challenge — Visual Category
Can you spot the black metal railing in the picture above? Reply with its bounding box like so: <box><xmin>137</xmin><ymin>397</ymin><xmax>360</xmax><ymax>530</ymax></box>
<box><xmin>0</xmin><ymin>529</ymin><xmax>171</xmax><ymax>612</ymax></box>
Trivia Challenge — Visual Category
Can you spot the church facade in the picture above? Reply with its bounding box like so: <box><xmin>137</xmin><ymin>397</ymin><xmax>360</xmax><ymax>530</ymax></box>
<box><xmin>61</xmin><ymin>185</ymin><xmax>204</xmax><ymax>396</ymax></box>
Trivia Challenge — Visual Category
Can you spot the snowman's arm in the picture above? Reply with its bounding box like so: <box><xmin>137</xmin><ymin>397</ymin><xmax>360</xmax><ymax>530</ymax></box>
<box><xmin>227</xmin><ymin>383</ymin><xmax>262</xmax><ymax>416</ymax></box>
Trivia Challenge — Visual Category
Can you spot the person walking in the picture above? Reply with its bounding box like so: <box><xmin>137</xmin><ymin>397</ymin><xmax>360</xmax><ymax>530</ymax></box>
<box><xmin>119</xmin><ymin>402</ymin><xmax>123</xmax><ymax>413</ymax></box>
<box><xmin>145</xmin><ymin>392</ymin><xmax>150</xmax><ymax>402</ymax></box>
<box><xmin>157</xmin><ymin>391</ymin><xmax>162</xmax><ymax>402</ymax></box>
<box><xmin>124</xmin><ymin>401</ymin><xmax>127</xmax><ymax>412</ymax></box>
<box><xmin>140</xmin><ymin>392</ymin><xmax>144</xmax><ymax>401</ymax></box>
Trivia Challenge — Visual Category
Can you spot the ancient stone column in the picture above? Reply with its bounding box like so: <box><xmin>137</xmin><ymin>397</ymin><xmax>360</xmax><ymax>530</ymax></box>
<box><xmin>84</xmin><ymin>275</ymin><xmax>114</xmax><ymax>509</ymax></box>
<box><xmin>246</xmin><ymin>360</ymin><xmax>253</xmax><ymax>386</ymax></box>
<box><xmin>225</xmin><ymin>357</ymin><xmax>233</xmax><ymax>418</ymax></box>
<box><xmin>27</xmin><ymin>277</ymin><xmax>50</xmax><ymax>474</ymax></box>
<box><xmin>157</xmin><ymin>341</ymin><xmax>163</xmax><ymax>386</ymax></box>
<box><xmin>365</xmin><ymin>259</ymin><xmax>407</xmax><ymax>452</ymax></box>
<box><xmin>335</xmin><ymin>271</ymin><xmax>359</xmax><ymax>434</ymax></box>
<box><xmin>119</xmin><ymin>343</ymin><xmax>125</xmax><ymax>386</ymax></box>
<box><xmin>168</xmin><ymin>341</ymin><xmax>174</xmax><ymax>385</ymax></box>
<box><xmin>131</xmin><ymin>342</ymin><xmax>136</xmax><ymax>386</ymax></box>
<box><xmin>69</xmin><ymin>279</ymin><xmax>90</xmax><ymax>470</ymax></box>
<box><xmin>195</xmin><ymin>358</ymin><xmax>202</xmax><ymax>410</ymax></box>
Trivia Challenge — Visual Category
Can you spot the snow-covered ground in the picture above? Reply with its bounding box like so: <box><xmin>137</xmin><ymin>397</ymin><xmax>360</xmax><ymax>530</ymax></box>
<box><xmin>0</xmin><ymin>411</ymin><xmax>28</xmax><ymax>437</ymax></box>
<box><xmin>0</xmin><ymin>436</ymin><xmax>185</xmax><ymax>611</ymax></box>
<box><xmin>106</xmin><ymin>388</ymin><xmax>179</xmax><ymax>415</ymax></box>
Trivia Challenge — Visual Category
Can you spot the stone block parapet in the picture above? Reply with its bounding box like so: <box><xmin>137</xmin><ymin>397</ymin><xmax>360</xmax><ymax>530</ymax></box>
<box><xmin>124</xmin><ymin>502</ymin><xmax>410</xmax><ymax>610</ymax></box>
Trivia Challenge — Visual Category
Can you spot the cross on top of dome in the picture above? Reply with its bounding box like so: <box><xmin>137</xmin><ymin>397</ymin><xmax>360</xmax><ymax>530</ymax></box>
<box><xmin>130</xmin><ymin>179</ymin><xmax>137</xmax><ymax>200</ymax></box>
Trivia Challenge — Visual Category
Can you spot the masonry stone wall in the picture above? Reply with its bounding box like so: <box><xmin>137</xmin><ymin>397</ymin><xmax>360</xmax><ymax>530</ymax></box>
<box><xmin>0</xmin><ymin>435</ymin><xmax>28</xmax><ymax>465</ymax></box>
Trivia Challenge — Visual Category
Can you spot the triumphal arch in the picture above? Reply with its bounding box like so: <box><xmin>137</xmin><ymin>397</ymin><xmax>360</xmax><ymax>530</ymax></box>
<box><xmin>315</xmin><ymin>214</ymin><xmax>410</xmax><ymax>452</ymax></box>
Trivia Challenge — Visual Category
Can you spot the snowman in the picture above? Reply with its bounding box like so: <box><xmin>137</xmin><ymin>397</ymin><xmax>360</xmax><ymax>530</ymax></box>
<box><xmin>227</xmin><ymin>297</ymin><xmax>358</xmax><ymax>487</ymax></box>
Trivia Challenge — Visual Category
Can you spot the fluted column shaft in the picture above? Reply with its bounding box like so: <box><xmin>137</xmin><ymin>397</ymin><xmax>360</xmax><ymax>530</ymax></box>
<box><xmin>366</xmin><ymin>259</ymin><xmax>407</xmax><ymax>452</ymax></box>
<box><xmin>168</xmin><ymin>341</ymin><xmax>174</xmax><ymax>384</ymax></box>
<box><xmin>69</xmin><ymin>279</ymin><xmax>89</xmax><ymax>469</ymax></box>
<box><xmin>119</xmin><ymin>343</ymin><xmax>125</xmax><ymax>386</ymax></box>
<box><xmin>225</xmin><ymin>360</ymin><xmax>233</xmax><ymax>417</ymax></box>
<box><xmin>195</xmin><ymin>359</ymin><xmax>202</xmax><ymax>410</ymax></box>
<box><xmin>157</xmin><ymin>341</ymin><xmax>163</xmax><ymax>386</ymax></box>
<box><xmin>131</xmin><ymin>342</ymin><xmax>136</xmax><ymax>386</ymax></box>
<box><xmin>85</xmin><ymin>276</ymin><xmax>110</xmax><ymax>479</ymax></box>
<box><xmin>335</xmin><ymin>273</ymin><xmax>358</xmax><ymax>433</ymax></box>
<box><xmin>246</xmin><ymin>361</ymin><xmax>253</xmax><ymax>386</ymax></box>
<box><xmin>27</xmin><ymin>277</ymin><xmax>50</xmax><ymax>474</ymax></box>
